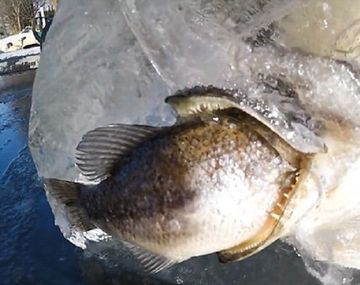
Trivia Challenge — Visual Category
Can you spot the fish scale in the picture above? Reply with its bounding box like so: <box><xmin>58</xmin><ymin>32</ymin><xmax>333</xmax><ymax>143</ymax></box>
<box><xmin>45</xmin><ymin>94</ymin><xmax>312</xmax><ymax>273</ymax></box>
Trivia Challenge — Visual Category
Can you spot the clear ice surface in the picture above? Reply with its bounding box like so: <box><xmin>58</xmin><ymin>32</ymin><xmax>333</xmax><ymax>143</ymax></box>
<box><xmin>29</xmin><ymin>0</ymin><xmax>360</xmax><ymax>284</ymax></box>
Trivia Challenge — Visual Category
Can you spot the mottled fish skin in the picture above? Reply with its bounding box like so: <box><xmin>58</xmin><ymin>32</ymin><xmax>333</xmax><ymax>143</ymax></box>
<box><xmin>77</xmin><ymin>112</ymin><xmax>303</xmax><ymax>264</ymax></box>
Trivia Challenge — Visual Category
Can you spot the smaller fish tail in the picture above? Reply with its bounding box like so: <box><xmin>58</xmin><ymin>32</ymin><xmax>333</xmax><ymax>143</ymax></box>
<box><xmin>44</xmin><ymin>178</ymin><xmax>94</xmax><ymax>231</ymax></box>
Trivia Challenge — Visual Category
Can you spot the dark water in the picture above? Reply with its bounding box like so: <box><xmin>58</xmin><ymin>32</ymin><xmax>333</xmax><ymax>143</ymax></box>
<box><xmin>0</xmin><ymin>81</ymin><xmax>322</xmax><ymax>285</ymax></box>
<box><xmin>0</xmin><ymin>84</ymin><xmax>84</xmax><ymax>285</ymax></box>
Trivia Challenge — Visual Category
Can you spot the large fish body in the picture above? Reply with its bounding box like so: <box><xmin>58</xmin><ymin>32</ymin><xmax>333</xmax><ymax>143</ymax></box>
<box><xmin>48</xmin><ymin>109</ymin><xmax>303</xmax><ymax>272</ymax></box>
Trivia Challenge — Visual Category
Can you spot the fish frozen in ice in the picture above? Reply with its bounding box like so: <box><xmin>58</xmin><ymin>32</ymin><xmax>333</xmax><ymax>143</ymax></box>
<box><xmin>45</xmin><ymin>87</ymin><xmax>324</xmax><ymax>273</ymax></box>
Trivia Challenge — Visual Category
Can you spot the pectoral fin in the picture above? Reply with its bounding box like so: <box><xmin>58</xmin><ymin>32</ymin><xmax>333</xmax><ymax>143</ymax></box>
<box><xmin>76</xmin><ymin>124</ymin><xmax>163</xmax><ymax>181</ymax></box>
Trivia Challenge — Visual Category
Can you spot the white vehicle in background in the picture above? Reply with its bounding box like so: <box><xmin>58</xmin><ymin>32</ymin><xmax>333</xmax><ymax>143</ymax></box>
<box><xmin>0</xmin><ymin>27</ymin><xmax>40</xmax><ymax>53</ymax></box>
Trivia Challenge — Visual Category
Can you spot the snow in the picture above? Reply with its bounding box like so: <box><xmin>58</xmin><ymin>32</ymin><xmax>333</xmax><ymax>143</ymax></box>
<box><xmin>29</xmin><ymin>0</ymin><xmax>360</xmax><ymax>284</ymax></box>
<box><xmin>0</xmin><ymin>47</ymin><xmax>40</xmax><ymax>76</ymax></box>
<box><xmin>0</xmin><ymin>47</ymin><xmax>40</xmax><ymax>61</ymax></box>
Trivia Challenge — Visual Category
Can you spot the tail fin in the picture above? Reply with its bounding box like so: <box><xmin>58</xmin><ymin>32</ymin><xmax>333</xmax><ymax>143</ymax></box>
<box><xmin>44</xmin><ymin>178</ymin><xmax>94</xmax><ymax>231</ymax></box>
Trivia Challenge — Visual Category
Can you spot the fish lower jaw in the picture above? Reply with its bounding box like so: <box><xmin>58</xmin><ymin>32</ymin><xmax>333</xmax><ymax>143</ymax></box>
<box><xmin>218</xmin><ymin>200</ymin><xmax>292</xmax><ymax>262</ymax></box>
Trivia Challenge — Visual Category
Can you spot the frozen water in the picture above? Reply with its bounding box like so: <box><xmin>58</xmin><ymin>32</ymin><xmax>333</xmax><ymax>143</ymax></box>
<box><xmin>29</xmin><ymin>0</ymin><xmax>305</xmax><ymax>182</ymax></box>
<box><xmin>0</xmin><ymin>86</ymin><xmax>83</xmax><ymax>285</ymax></box>
<box><xmin>120</xmin><ymin>0</ymin><xmax>304</xmax><ymax>88</ymax></box>
<box><xmin>28</xmin><ymin>0</ymin><xmax>360</xmax><ymax>284</ymax></box>
<box><xmin>30</xmin><ymin>0</ymin><xmax>175</xmax><ymax>182</ymax></box>
<box><xmin>276</xmin><ymin>0</ymin><xmax>360</xmax><ymax>64</ymax></box>
<box><xmin>4</xmin><ymin>83</ymin><xmax>324</xmax><ymax>285</ymax></box>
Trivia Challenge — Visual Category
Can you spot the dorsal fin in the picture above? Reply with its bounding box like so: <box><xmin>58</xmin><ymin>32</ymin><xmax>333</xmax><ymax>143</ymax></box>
<box><xmin>122</xmin><ymin>241</ymin><xmax>177</xmax><ymax>273</ymax></box>
<box><xmin>75</xmin><ymin>124</ymin><xmax>162</xmax><ymax>181</ymax></box>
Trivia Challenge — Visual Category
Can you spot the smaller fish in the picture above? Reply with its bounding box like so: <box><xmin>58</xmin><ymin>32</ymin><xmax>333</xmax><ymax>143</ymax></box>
<box><xmin>45</xmin><ymin>88</ymin><xmax>319</xmax><ymax>273</ymax></box>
